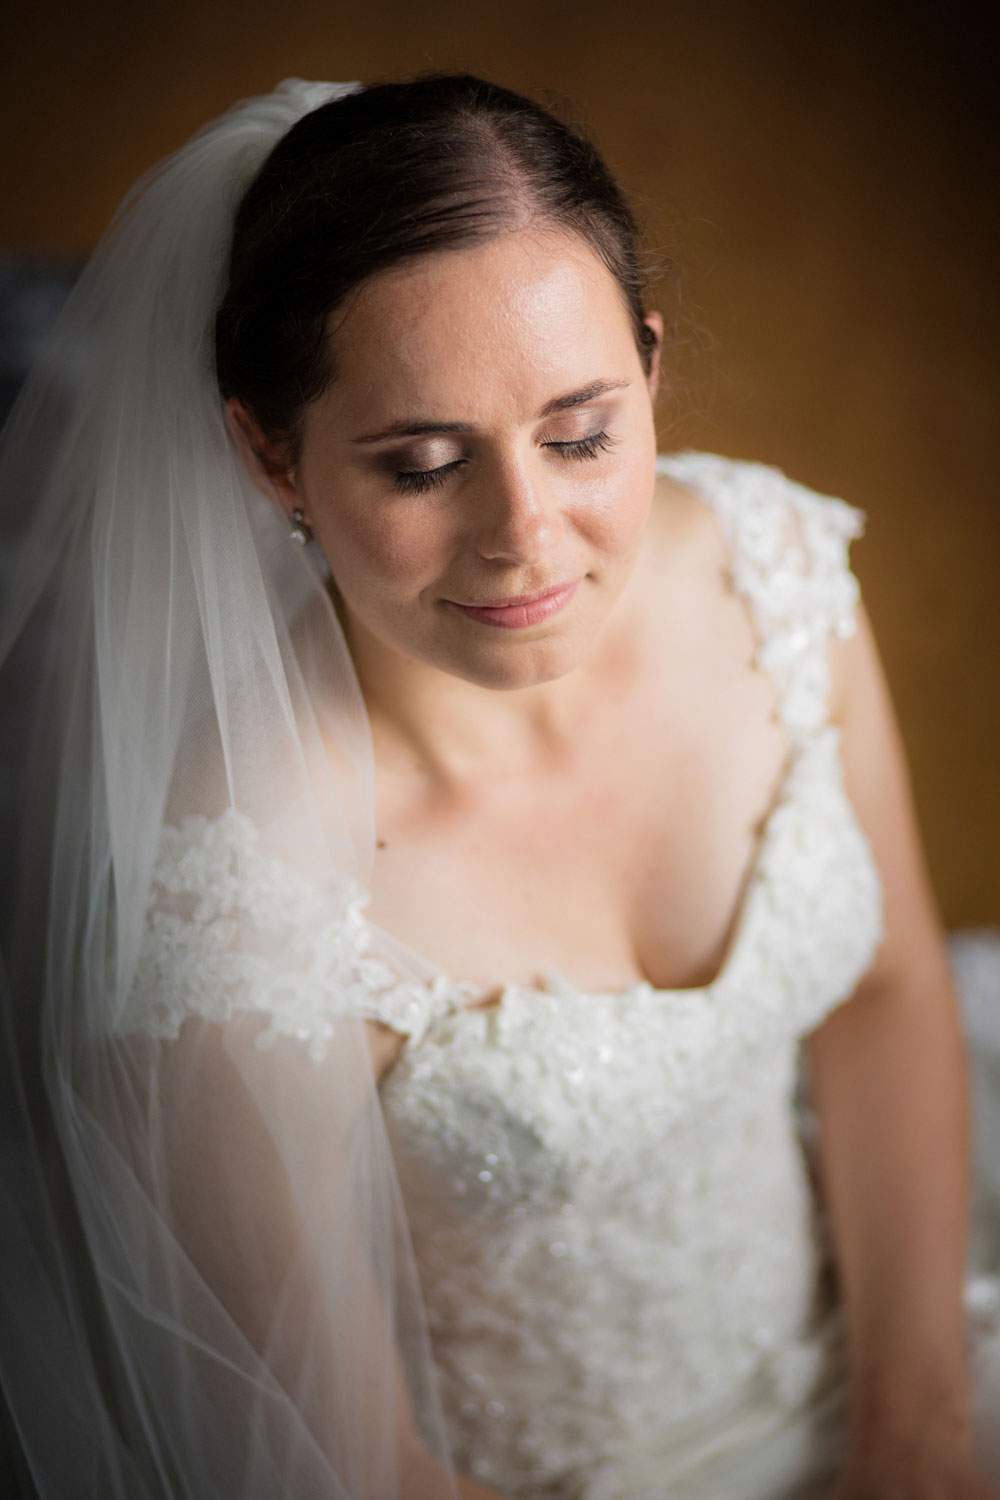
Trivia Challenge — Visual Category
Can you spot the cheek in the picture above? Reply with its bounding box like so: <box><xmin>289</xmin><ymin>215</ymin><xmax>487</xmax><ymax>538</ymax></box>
<box><xmin>582</xmin><ymin>437</ymin><xmax>656</xmax><ymax>556</ymax></box>
<box><xmin>317</xmin><ymin>495</ymin><xmax>451</xmax><ymax>603</ymax></box>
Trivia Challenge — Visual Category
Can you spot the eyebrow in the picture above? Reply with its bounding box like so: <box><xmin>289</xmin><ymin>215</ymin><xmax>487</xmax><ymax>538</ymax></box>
<box><xmin>350</xmin><ymin>378</ymin><xmax>631</xmax><ymax>445</ymax></box>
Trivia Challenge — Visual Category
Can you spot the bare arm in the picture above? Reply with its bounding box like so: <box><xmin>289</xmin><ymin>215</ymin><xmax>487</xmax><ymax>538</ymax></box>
<box><xmin>803</xmin><ymin>604</ymin><xmax>976</xmax><ymax>1458</ymax></box>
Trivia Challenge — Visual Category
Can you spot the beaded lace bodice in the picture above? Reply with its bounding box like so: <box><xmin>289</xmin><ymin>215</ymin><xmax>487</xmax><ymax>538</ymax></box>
<box><xmin>125</xmin><ymin>454</ymin><xmax>888</xmax><ymax>1497</ymax></box>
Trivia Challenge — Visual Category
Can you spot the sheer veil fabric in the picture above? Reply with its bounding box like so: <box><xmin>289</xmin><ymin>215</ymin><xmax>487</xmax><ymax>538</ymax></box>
<box><xmin>0</xmin><ymin>82</ymin><xmax>461</xmax><ymax>1498</ymax></box>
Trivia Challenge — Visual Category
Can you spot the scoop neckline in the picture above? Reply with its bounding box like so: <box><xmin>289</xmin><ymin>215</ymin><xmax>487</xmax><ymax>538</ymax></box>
<box><xmin>360</xmin><ymin>738</ymin><xmax>809</xmax><ymax>1016</ymax></box>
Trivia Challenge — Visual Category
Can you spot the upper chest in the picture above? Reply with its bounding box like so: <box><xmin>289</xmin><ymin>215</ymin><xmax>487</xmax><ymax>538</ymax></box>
<box><xmin>376</xmin><ymin>727</ymin><xmax>885</xmax><ymax>1175</ymax></box>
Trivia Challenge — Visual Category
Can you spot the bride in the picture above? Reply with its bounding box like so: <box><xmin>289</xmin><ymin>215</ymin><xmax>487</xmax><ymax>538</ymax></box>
<box><xmin>1</xmin><ymin>73</ymin><xmax>998</xmax><ymax>1500</ymax></box>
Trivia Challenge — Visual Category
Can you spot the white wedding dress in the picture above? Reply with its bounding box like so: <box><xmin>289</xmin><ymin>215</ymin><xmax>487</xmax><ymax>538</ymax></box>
<box><xmin>123</xmin><ymin>454</ymin><xmax>1000</xmax><ymax>1498</ymax></box>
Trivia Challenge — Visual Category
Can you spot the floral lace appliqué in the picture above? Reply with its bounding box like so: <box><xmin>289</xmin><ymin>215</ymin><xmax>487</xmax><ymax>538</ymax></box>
<box><xmin>122</xmin><ymin>808</ymin><xmax>462</xmax><ymax>1059</ymax></box>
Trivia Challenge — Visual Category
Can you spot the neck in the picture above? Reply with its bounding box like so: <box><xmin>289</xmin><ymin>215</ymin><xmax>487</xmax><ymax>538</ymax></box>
<box><xmin>344</xmin><ymin>617</ymin><xmax>604</xmax><ymax>784</ymax></box>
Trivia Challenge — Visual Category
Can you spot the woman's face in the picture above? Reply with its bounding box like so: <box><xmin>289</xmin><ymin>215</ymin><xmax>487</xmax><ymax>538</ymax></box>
<box><xmin>268</xmin><ymin>227</ymin><xmax>661</xmax><ymax>692</ymax></box>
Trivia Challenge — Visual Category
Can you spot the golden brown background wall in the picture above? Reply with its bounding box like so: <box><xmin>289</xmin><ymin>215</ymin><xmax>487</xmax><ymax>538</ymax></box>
<box><xmin>2</xmin><ymin>0</ymin><xmax>997</xmax><ymax>923</ymax></box>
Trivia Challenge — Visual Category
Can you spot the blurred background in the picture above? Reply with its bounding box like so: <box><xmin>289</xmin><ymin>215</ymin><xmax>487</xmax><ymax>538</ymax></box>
<box><xmin>1</xmin><ymin>0</ymin><xmax>997</xmax><ymax>924</ymax></box>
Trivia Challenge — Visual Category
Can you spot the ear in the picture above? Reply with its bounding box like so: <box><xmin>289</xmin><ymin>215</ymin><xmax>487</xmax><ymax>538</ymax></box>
<box><xmin>224</xmin><ymin>398</ymin><xmax>299</xmax><ymax>515</ymax></box>
<box><xmin>643</xmin><ymin>312</ymin><xmax>664</xmax><ymax>400</ymax></box>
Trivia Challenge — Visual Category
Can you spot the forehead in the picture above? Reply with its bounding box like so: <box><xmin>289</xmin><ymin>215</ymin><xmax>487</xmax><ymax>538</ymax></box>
<box><xmin>321</xmin><ymin>227</ymin><xmax>638</xmax><ymax>424</ymax></box>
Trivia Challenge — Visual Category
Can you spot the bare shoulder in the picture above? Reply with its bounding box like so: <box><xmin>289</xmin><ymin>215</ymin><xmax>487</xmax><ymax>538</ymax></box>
<box><xmin>365</xmin><ymin>1018</ymin><xmax>406</xmax><ymax>1083</ymax></box>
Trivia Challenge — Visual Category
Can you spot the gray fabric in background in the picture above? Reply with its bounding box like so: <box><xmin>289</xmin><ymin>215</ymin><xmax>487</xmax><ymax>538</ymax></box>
<box><xmin>0</xmin><ymin>254</ymin><xmax>80</xmax><ymax>428</ymax></box>
<box><xmin>0</xmin><ymin>256</ymin><xmax>81</xmax><ymax>935</ymax></box>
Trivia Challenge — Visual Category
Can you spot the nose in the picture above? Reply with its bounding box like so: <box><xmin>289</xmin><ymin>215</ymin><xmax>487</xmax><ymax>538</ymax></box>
<box><xmin>472</xmin><ymin>458</ymin><xmax>558</xmax><ymax>564</ymax></box>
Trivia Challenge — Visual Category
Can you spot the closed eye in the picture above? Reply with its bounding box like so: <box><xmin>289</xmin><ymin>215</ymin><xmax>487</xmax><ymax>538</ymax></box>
<box><xmin>543</xmin><ymin>430</ymin><xmax>617</xmax><ymax>461</ymax></box>
<box><xmin>392</xmin><ymin>459</ymin><xmax>467</xmax><ymax>495</ymax></box>
<box><xmin>391</xmin><ymin>429</ymin><xmax>617</xmax><ymax>494</ymax></box>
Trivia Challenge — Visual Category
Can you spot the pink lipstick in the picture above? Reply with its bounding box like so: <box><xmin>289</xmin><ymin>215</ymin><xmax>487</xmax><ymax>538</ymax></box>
<box><xmin>447</xmin><ymin>581</ymin><xmax>579</xmax><ymax>629</ymax></box>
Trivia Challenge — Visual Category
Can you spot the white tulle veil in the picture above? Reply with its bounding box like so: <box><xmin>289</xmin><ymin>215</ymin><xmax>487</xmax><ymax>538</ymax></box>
<box><xmin>0</xmin><ymin>80</ymin><xmax>459</xmax><ymax>1498</ymax></box>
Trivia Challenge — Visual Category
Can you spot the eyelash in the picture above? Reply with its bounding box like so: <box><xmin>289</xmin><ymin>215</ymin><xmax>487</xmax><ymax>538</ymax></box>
<box><xmin>391</xmin><ymin>430</ymin><xmax>617</xmax><ymax>495</ymax></box>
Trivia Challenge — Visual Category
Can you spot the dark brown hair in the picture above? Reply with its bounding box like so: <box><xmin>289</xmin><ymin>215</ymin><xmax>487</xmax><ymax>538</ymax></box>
<box><xmin>215</xmin><ymin>74</ymin><xmax>662</xmax><ymax>459</ymax></box>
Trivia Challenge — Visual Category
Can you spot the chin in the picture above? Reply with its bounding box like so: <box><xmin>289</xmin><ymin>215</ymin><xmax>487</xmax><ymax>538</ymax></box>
<box><xmin>434</xmin><ymin>630</ymin><xmax>593</xmax><ymax>692</ymax></box>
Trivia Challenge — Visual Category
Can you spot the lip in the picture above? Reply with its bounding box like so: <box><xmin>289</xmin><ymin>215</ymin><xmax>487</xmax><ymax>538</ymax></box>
<box><xmin>446</xmin><ymin>580</ymin><xmax>580</xmax><ymax>629</ymax></box>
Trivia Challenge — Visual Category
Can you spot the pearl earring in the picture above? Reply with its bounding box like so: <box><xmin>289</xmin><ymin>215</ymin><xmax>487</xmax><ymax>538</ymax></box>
<box><xmin>289</xmin><ymin>508</ymin><xmax>313</xmax><ymax>545</ymax></box>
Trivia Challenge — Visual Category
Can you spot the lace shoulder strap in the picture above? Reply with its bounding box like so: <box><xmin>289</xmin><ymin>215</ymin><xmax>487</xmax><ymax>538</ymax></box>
<box><xmin>657</xmin><ymin>452</ymin><xmax>865</xmax><ymax>741</ymax></box>
<box><xmin>118</xmin><ymin>808</ymin><xmax>458</xmax><ymax>1060</ymax></box>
